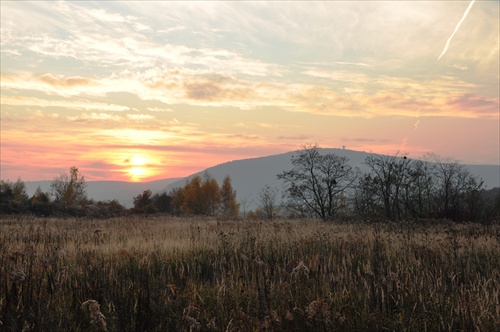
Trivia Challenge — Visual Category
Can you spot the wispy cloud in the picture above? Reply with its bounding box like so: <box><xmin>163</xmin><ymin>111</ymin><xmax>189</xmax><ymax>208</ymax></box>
<box><xmin>2</xmin><ymin>67</ymin><xmax>497</xmax><ymax>120</ymax></box>
<box><xmin>1</xmin><ymin>95</ymin><xmax>129</xmax><ymax>112</ymax></box>
<box><xmin>1</xmin><ymin>1</ymin><xmax>498</xmax><ymax>181</ymax></box>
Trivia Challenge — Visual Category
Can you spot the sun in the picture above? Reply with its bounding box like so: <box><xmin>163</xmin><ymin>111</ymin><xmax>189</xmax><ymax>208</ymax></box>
<box><xmin>129</xmin><ymin>167</ymin><xmax>146</xmax><ymax>178</ymax></box>
<box><xmin>125</xmin><ymin>154</ymin><xmax>151</xmax><ymax>181</ymax></box>
<box><xmin>127</xmin><ymin>166</ymin><xmax>149</xmax><ymax>182</ymax></box>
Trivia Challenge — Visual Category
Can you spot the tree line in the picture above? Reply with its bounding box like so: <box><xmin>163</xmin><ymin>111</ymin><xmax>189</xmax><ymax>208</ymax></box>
<box><xmin>131</xmin><ymin>174</ymin><xmax>239</xmax><ymax>219</ymax></box>
<box><xmin>1</xmin><ymin>146</ymin><xmax>499</xmax><ymax>223</ymax></box>
<box><xmin>0</xmin><ymin>166</ymin><xmax>125</xmax><ymax>218</ymax></box>
<box><xmin>276</xmin><ymin>145</ymin><xmax>499</xmax><ymax>223</ymax></box>
<box><xmin>0</xmin><ymin>167</ymin><xmax>240</xmax><ymax>219</ymax></box>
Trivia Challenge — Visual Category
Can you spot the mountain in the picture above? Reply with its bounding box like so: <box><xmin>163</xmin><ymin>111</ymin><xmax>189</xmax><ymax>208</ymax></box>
<box><xmin>24</xmin><ymin>178</ymin><xmax>181</xmax><ymax>208</ymax></box>
<box><xmin>23</xmin><ymin>148</ymin><xmax>499</xmax><ymax>211</ymax></box>
<box><xmin>163</xmin><ymin>148</ymin><xmax>500</xmax><ymax>212</ymax></box>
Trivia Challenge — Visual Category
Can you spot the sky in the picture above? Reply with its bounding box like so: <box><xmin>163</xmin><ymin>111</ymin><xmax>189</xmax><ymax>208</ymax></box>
<box><xmin>1</xmin><ymin>1</ymin><xmax>499</xmax><ymax>182</ymax></box>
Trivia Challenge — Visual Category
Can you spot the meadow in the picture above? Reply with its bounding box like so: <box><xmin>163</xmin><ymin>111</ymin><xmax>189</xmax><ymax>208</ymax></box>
<box><xmin>0</xmin><ymin>216</ymin><xmax>498</xmax><ymax>331</ymax></box>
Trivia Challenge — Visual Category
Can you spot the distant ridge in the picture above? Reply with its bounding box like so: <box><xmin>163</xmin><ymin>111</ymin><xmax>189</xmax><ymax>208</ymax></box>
<box><xmin>23</xmin><ymin>149</ymin><xmax>499</xmax><ymax>210</ymax></box>
<box><xmin>164</xmin><ymin>148</ymin><xmax>500</xmax><ymax>212</ymax></box>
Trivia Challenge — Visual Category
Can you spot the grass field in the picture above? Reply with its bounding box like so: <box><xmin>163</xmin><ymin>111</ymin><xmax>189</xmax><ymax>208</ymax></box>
<box><xmin>1</xmin><ymin>216</ymin><xmax>499</xmax><ymax>331</ymax></box>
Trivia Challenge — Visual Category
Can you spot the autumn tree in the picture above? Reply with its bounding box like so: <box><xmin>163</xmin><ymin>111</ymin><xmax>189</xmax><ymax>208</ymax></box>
<box><xmin>278</xmin><ymin>144</ymin><xmax>357</xmax><ymax>221</ymax></box>
<box><xmin>171</xmin><ymin>187</ymin><xmax>184</xmax><ymax>215</ymax></box>
<box><xmin>51</xmin><ymin>166</ymin><xmax>87</xmax><ymax>206</ymax></box>
<box><xmin>172</xmin><ymin>174</ymin><xmax>239</xmax><ymax>217</ymax></box>
<box><xmin>181</xmin><ymin>175</ymin><xmax>220</xmax><ymax>216</ymax></box>
<box><xmin>219</xmin><ymin>175</ymin><xmax>240</xmax><ymax>218</ymax></box>
<box><xmin>182</xmin><ymin>176</ymin><xmax>203</xmax><ymax>215</ymax></box>
<box><xmin>201</xmin><ymin>176</ymin><xmax>220</xmax><ymax>216</ymax></box>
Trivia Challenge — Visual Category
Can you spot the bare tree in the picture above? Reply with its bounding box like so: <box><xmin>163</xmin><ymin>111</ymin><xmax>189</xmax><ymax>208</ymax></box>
<box><xmin>363</xmin><ymin>152</ymin><xmax>412</xmax><ymax>221</ymax></box>
<box><xmin>259</xmin><ymin>185</ymin><xmax>278</xmax><ymax>220</ymax></box>
<box><xmin>429</xmin><ymin>154</ymin><xmax>484</xmax><ymax>220</ymax></box>
<box><xmin>358</xmin><ymin>152</ymin><xmax>485</xmax><ymax>221</ymax></box>
<box><xmin>278</xmin><ymin>144</ymin><xmax>356</xmax><ymax>221</ymax></box>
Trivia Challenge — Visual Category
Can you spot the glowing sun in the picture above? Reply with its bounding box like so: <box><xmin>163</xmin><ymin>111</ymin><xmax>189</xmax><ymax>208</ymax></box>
<box><xmin>126</xmin><ymin>154</ymin><xmax>150</xmax><ymax>181</ymax></box>
<box><xmin>129</xmin><ymin>167</ymin><xmax>146</xmax><ymax>178</ymax></box>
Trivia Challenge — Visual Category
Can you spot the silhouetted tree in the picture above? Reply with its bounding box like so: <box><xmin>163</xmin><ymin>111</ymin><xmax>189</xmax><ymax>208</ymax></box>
<box><xmin>482</xmin><ymin>188</ymin><xmax>500</xmax><ymax>222</ymax></box>
<box><xmin>353</xmin><ymin>174</ymin><xmax>384</xmax><ymax>219</ymax></box>
<box><xmin>29</xmin><ymin>186</ymin><xmax>53</xmax><ymax>216</ymax></box>
<box><xmin>133</xmin><ymin>189</ymin><xmax>155</xmax><ymax>214</ymax></box>
<box><xmin>430</xmin><ymin>155</ymin><xmax>484</xmax><ymax>220</ymax></box>
<box><xmin>88</xmin><ymin>199</ymin><xmax>126</xmax><ymax>218</ymax></box>
<box><xmin>152</xmin><ymin>192</ymin><xmax>172</xmax><ymax>213</ymax></box>
<box><xmin>357</xmin><ymin>152</ymin><xmax>486</xmax><ymax>222</ymax></box>
<box><xmin>402</xmin><ymin>159</ymin><xmax>436</xmax><ymax>218</ymax></box>
<box><xmin>258</xmin><ymin>185</ymin><xmax>279</xmax><ymax>220</ymax></box>
<box><xmin>278</xmin><ymin>144</ymin><xmax>356</xmax><ymax>221</ymax></box>
<box><xmin>362</xmin><ymin>152</ymin><xmax>412</xmax><ymax>221</ymax></box>
<box><xmin>0</xmin><ymin>178</ymin><xmax>29</xmax><ymax>214</ymax></box>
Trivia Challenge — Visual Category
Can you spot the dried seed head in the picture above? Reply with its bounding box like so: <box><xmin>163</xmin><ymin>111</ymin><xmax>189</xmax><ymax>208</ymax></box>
<box><xmin>291</xmin><ymin>261</ymin><xmax>309</xmax><ymax>280</ymax></box>
<box><xmin>82</xmin><ymin>300</ymin><xmax>107</xmax><ymax>331</ymax></box>
<box><xmin>206</xmin><ymin>317</ymin><xmax>216</xmax><ymax>330</ymax></box>
<box><xmin>306</xmin><ymin>300</ymin><xmax>330</xmax><ymax>322</ymax></box>
<box><xmin>21</xmin><ymin>321</ymin><xmax>33</xmax><ymax>332</ymax></box>
<box><xmin>184</xmin><ymin>315</ymin><xmax>201</xmax><ymax>331</ymax></box>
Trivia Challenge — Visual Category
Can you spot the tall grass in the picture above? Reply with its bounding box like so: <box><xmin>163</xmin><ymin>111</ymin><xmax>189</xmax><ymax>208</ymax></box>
<box><xmin>0</xmin><ymin>216</ymin><xmax>498</xmax><ymax>331</ymax></box>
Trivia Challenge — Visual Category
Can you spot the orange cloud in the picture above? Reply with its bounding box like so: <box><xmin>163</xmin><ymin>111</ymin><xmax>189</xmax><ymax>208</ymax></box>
<box><xmin>38</xmin><ymin>74</ymin><xmax>96</xmax><ymax>87</ymax></box>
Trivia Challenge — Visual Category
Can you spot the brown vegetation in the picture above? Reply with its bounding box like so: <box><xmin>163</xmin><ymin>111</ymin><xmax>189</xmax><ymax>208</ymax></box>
<box><xmin>0</xmin><ymin>216</ymin><xmax>499</xmax><ymax>331</ymax></box>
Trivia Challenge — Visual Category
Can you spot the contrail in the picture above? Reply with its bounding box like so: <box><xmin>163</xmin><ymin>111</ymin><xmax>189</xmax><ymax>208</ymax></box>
<box><xmin>438</xmin><ymin>0</ymin><xmax>476</xmax><ymax>61</ymax></box>
<box><xmin>414</xmin><ymin>107</ymin><xmax>421</xmax><ymax>130</ymax></box>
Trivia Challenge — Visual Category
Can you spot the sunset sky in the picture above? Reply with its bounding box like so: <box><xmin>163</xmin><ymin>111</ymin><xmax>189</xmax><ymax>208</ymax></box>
<box><xmin>1</xmin><ymin>1</ymin><xmax>499</xmax><ymax>182</ymax></box>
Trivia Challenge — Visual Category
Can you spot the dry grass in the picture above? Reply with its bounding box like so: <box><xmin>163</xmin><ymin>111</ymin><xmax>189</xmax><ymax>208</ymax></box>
<box><xmin>0</xmin><ymin>215</ymin><xmax>498</xmax><ymax>331</ymax></box>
